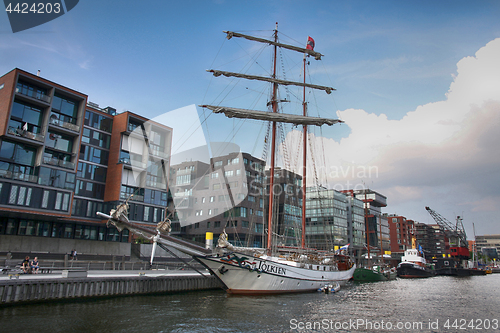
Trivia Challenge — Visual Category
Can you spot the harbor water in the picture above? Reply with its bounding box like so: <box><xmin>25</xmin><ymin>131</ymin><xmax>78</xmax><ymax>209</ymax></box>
<box><xmin>1</xmin><ymin>274</ymin><xmax>498</xmax><ymax>332</ymax></box>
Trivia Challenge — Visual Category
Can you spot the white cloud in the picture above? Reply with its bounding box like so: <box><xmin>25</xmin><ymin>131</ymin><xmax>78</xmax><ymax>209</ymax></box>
<box><xmin>282</xmin><ymin>38</ymin><xmax>500</xmax><ymax>233</ymax></box>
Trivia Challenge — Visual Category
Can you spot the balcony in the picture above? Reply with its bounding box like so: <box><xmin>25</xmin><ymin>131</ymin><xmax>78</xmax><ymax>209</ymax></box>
<box><xmin>119</xmin><ymin>157</ymin><xmax>147</xmax><ymax>170</ymax></box>
<box><xmin>119</xmin><ymin>192</ymin><xmax>144</xmax><ymax>202</ymax></box>
<box><xmin>49</xmin><ymin>116</ymin><xmax>80</xmax><ymax>133</ymax></box>
<box><xmin>7</xmin><ymin>126</ymin><xmax>45</xmax><ymax>143</ymax></box>
<box><xmin>16</xmin><ymin>87</ymin><xmax>51</xmax><ymax>104</ymax></box>
<box><xmin>119</xmin><ymin>157</ymin><xmax>131</xmax><ymax>165</ymax></box>
<box><xmin>146</xmin><ymin>179</ymin><xmax>167</xmax><ymax>189</ymax></box>
<box><xmin>174</xmin><ymin>196</ymin><xmax>193</xmax><ymax>209</ymax></box>
<box><xmin>0</xmin><ymin>170</ymin><xmax>38</xmax><ymax>183</ymax></box>
<box><xmin>174</xmin><ymin>191</ymin><xmax>192</xmax><ymax>197</ymax></box>
<box><xmin>42</xmin><ymin>156</ymin><xmax>75</xmax><ymax>170</ymax></box>
<box><xmin>176</xmin><ymin>168</ymin><xmax>194</xmax><ymax>176</ymax></box>
<box><xmin>150</xmin><ymin>149</ymin><xmax>169</xmax><ymax>159</ymax></box>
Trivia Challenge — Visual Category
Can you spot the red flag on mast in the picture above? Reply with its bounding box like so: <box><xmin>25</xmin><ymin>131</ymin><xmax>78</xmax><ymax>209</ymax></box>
<box><xmin>306</xmin><ymin>36</ymin><xmax>315</xmax><ymax>51</ymax></box>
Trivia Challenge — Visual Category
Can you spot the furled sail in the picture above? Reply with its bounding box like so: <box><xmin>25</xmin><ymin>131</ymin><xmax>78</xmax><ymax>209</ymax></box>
<box><xmin>200</xmin><ymin>105</ymin><xmax>343</xmax><ymax>126</ymax></box>
<box><xmin>224</xmin><ymin>31</ymin><xmax>324</xmax><ymax>60</ymax></box>
<box><xmin>207</xmin><ymin>70</ymin><xmax>335</xmax><ymax>94</ymax></box>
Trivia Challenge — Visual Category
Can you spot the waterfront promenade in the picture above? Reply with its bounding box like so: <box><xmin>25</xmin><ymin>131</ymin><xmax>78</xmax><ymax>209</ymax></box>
<box><xmin>0</xmin><ymin>269</ymin><xmax>221</xmax><ymax>305</ymax></box>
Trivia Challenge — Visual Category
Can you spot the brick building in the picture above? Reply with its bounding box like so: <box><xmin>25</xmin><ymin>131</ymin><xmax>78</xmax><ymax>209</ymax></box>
<box><xmin>0</xmin><ymin>68</ymin><xmax>172</xmax><ymax>257</ymax></box>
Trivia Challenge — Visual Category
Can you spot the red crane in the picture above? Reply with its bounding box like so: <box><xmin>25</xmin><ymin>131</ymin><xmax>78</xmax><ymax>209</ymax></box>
<box><xmin>425</xmin><ymin>207</ymin><xmax>470</xmax><ymax>259</ymax></box>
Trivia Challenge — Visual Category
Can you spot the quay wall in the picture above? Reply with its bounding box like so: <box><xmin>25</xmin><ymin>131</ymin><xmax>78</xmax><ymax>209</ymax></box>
<box><xmin>0</xmin><ymin>274</ymin><xmax>221</xmax><ymax>305</ymax></box>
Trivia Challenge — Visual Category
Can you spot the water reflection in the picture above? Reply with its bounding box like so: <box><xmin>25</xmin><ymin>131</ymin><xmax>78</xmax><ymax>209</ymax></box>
<box><xmin>1</xmin><ymin>275</ymin><xmax>499</xmax><ymax>332</ymax></box>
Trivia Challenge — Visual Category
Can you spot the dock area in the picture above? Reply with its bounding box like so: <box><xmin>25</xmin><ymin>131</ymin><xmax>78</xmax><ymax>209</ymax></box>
<box><xmin>0</xmin><ymin>269</ymin><xmax>221</xmax><ymax>305</ymax></box>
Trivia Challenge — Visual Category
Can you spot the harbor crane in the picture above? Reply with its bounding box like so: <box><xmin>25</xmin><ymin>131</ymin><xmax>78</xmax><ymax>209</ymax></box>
<box><xmin>425</xmin><ymin>207</ymin><xmax>470</xmax><ymax>259</ymax></box>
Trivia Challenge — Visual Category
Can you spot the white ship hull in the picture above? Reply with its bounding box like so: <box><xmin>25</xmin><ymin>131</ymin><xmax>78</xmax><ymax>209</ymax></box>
<box><xmin>194</xmin><ymin>252</ymin><xmax>356</xmax><ymax>294</ymax></box>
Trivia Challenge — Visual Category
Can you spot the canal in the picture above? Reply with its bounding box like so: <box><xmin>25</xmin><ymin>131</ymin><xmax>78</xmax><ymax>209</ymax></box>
<box><xmin>1</xmin><ymin>274</ymin><xmax>499</xmax><ymax>332</ymax></box>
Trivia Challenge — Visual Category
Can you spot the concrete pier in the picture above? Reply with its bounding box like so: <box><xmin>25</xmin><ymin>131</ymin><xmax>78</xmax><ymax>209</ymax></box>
<box><xmin>0</xmin><ymin>270</ymin><xmax>221</xmax><ymax>305</ymax></box>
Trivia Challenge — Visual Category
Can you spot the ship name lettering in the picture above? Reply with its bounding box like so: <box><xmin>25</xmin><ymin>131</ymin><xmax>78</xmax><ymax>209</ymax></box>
<box><xmin>257</xmin><ymin>261</ymin><xmax>286</xmax><ymax>275</ymax></box>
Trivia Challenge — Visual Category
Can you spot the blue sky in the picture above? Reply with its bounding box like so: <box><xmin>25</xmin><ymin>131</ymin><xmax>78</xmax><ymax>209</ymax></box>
<box><xmin>1</xmin><ymin>0</ymin><xmax>500</xmax><ymax>236</ymax></box>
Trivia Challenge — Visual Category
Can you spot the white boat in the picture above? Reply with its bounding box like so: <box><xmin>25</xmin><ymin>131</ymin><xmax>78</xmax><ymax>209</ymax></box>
<box><xmin>194</xmin><ymin>25</ymin><xmax>355</xmax><ymax>294</ymax></box>
<box><xmin>194</xmin><ymin>232</ymin><xmax>355</xmax><ymax>294</ymax></box>
<box><xmin>98</xmin><ymin>24</ymin><xmax>355</xmax><ymax>295</ymax></box>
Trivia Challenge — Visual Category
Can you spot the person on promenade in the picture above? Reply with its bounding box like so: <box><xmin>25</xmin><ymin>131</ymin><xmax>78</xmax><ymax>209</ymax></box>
<box><xmin>31</xmin><ymin>257</ymin><xmax>39</xmax><ymax>274</ymax></box>
<box><xmin>71</xmin><ymin>249</ymin><xmax>77</xmax><ymax>260</ymax></box>
<box><xmin>21</xmin><ymin>256</ymin><xmax>31</xmax><ymax>274</ymax></box>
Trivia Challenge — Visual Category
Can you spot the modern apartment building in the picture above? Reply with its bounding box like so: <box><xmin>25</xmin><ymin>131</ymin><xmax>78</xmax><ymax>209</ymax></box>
<box><xmin>305</xmin><ymin>186</ymin><xmax>349</xmax><ymax>251</ymax></box>
<box><xmin>475</xmin><ymin>234</ymin><xmax>500</xmax><ymax>258</ymax></box>
<box><xmin>0</xmin><ymin>68</ymin><xmax>172</xmax><ymax>256</ymax></box>
<box><xmin>170</xmin><ymin>151</ymin><xmax>266</xmax><ymax>248</ymax></box>
<box><xmin>345</xmin><ymin>193</ymin><xmax>365</xmax><ymax>254</ymax></box>
<box><xmin>415</xmin><ymin>222</ymin><xmax>449</xmax><ymax>259</ymax></box>
<box><xmin>263</xmin><ymin>168</ymin><xmax>303</xmax><ymax>248</ymax></box>
<box><xmin>343</xmin><ymin>189</ymin><xmax>390</xmax><ymax>255</ymax></box>
<box><xmin>386</xmin><ymin>214</ymin><xmax>413</xmax><ymax>254</ymax></box>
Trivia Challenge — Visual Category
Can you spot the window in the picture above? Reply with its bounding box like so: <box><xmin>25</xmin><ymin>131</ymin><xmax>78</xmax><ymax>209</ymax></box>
<box><xmin>41</xmin><ymin>190</ymin><xmax>49</xmax><ymax>208</ymax></box>
<box><xmin>144</xmin><ymin>207</ymin><xmax>150</xmax><ymax>221</ymax></box>
<box><xmin>55</xmin><ymin>192</ymin><xmax>62</xmax><ymax>210</ymax></box>
<box><xmin>9</xmin><ymin>100</ymin><xmax>43</xmax><ymax>134</ymax></box>
<box><xmin>25</xmin><ymin>188</ymin><xmax>32</xmax><ymax>206</ymax></box>
<box><xmin>79</xmin><ymin>145</ymin><xmax>109</xmax><ymax>165</ymax></box>
<box><xmin>78</xmin><ymin>162</ymin><xmax>107</xmax><ymax>183</ymax></box>
<box><xmin>17</xmin><ymin>187</ymin><xmax>26</xmax><ymax>205</ymax></box>
<box><xmin>0</xmin><ymin>140</ymin><xmax>36</xmax><ymax>166</ymax></box>
<box><xmin>210</xmin><ymin>196</ymin><xmax>215</xmax><ymax>202</ymax></box>
<box><xmin>82</xmin><ymin>128</ymin><xmax>111</xmax><ymax>149</ymax></box>
<box><xmin>37</xmin><ymin>167</ymin><xmax>76</xmax><ymax>190</ymax></box>
<box><xmin>52</xmin><ymin>94</ymin><xmax>78</xmax><ymax>124</ymax></box>
<box><xmin>9</xmin><ymin>185</ymin><xmax>18</xmax><ymax>204</ymax></box>
<box><xmin>176</xmin><ymin>174</ymin><xmax>191</xmax><ymax>185</ymax></box>
<box><xmin>75</xmin><ymin>180</ymin><xmax>105</xmax><ymax>199</ymax></box>
<box><xmin>211</xmin><ymin>172</ymin><xmax>219</xmax><ymax>179</ymax></box>
<box><xmin>84</xmin><ymin>111</ymin><xmax>113</xmax><ymax>133</ymax></box>
<box><xmin>45</xmin><ymin>131</ymin><xmax>74</xmax><ymax>153</ymax></box>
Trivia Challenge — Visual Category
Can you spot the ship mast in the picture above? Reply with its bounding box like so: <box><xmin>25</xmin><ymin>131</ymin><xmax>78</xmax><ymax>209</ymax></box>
<box><xmin>364</xmin><ymin>188</ymin><xmax>371</xmax><ymax>267</ymax></box>
<box><xmin>301</xmin><ymin>54</ymin><xmax>307</xmax><ymax>249</ymax></box>
<box><xmin>201</xmin><ymin>25</ymin><xmax>344</xmax><ymax>255</ymax></box>
<box><xmin>267</xmin><ymin>23</ymin><xmax>279</xmax><ymax>254</ymax></box>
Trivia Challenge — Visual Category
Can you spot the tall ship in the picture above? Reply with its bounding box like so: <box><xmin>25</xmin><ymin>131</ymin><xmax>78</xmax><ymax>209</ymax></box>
<box><xmin>99</xmin><ymin>24</ymin><xmax>355</xmax><ymax>294</ymax></box>
<box><xmin>196</xmin><ymin>25</ymin><xmax>355</xmax><ymax>294</ymax></box>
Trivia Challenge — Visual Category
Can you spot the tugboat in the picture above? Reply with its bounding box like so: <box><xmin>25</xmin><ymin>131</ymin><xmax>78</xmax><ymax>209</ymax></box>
<box><xmin>397</xmin><ymin>248</ymin><xmax>435</xmax><ymax>278</ymax></box>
